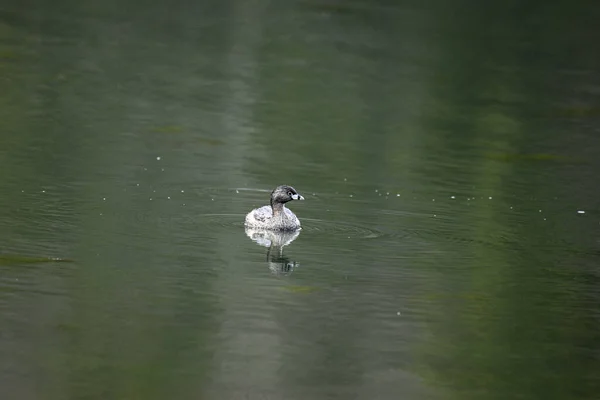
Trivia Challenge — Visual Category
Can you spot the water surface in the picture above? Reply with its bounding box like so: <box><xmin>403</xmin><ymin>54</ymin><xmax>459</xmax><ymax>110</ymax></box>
<box><xmin>1</xmin><ymin>1</ymin><xmax>599</xmax><ymax>399</ymax></box>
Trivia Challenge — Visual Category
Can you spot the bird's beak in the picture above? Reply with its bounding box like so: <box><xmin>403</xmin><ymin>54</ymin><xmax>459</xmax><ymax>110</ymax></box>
<box><xmin>291</xmin><ymin>194</ymin><xmax>304</xmax><ymax>200</ymax></box>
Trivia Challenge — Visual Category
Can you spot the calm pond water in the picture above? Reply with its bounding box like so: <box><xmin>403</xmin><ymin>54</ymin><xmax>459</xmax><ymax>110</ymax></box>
<box><xmin>1</xmin><ymin>1</ymin><xmax>600</xmax><ymax>399</ymax></box>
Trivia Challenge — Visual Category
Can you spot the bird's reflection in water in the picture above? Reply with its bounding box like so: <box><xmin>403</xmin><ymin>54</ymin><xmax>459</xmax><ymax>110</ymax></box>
<box><xmin>244</xmin><ymin>227</ymin><xmax>301</xmax><ymax>275</ymax></box>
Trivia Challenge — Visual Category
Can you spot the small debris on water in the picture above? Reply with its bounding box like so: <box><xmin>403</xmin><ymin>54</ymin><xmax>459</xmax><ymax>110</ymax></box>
<box><xmin>156</xmin><ymin>156</ymin><xmax>161</xmax><ymax>161</ymax></box>
<box><xmin>577</xmin><ymin>210</ymin><xmax>585</xmax><ymax>214</ymax></box>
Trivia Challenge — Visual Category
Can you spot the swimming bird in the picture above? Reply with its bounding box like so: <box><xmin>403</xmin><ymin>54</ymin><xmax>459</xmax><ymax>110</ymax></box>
<box><xmin>244</xmin><ymin>185</ymin><xmax>304</xmax><ymax>231</ymax></box>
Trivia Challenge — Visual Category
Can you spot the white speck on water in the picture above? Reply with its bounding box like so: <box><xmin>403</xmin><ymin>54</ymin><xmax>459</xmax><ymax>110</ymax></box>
<box><xmin>136</xmin><ymin>183</ymin><xmax>140</xmax><ymax>186</ymax></box>
<box><xmin>149</xmin><ymin>198</ymin><xmax>153</xmax><ymax>201</ymax></box>
<box><xmin>375</xmin><ymin>189</ymin><xmax>378</xmax><ymax>192</ymax></box>
<box><xmin>153</xmin><ymin>190</ymin><xmax>156</xmax><ymax>193</ymax></box>
<box><xmin>344</xmin><ymin>178</ymin><xmax>347</xmax><ymax>181</ymax></box>
<box><xmin>236</xmin><ymin>190</ymin><xmax>239</xmax><ymax>193</ymax></box>
<box><xmin>577</xmin><ymin>210</ymin><xmax>585</xmax><ymax>214</ymax></box>
<box><xmin>489</xmin><ymin>196</ymin><xmax>493</xmax><ymax>200</ymax></box>
<box><xmin>183</xmin><ymin>203</ymin><xmax>186</xmax><ymax>206</ymax></box>
<box><xmin>156</xmin><ymin>156</ymin><xmax>161</xmax><ymax>160</ymax></box>
<box><xmin>432</xmin><ymin>199</ymin><xmax>435</xmax><ymax>202</ymax></box>
<box><xmin>161</xmin><ymin>168</ymin><xmax>164</xmax><ymax>172</ymax></box>
<box><xmin>349</xmin><ymin>194</ymin><xmax>353</xmax><ymax>197</ymax></box>
<box><xmin>42</xmin><ymin>190</ymin><xmax>45</xmax><ymax>193</ymax></box>
<box><xmin>397</xmin><ymin>311</ymin><xmax>401</xmax><ymax>316</ymax></box>
<box><xmin>21</xmin><ymin>190</ymin><xmax>24</xmax><ymax>193</ymax></box>
<box><xmin>386</xmin><ymin>192</ymin><xmax>390</xmax><ymax>195</ymax></box>
<box><xmin>211</xmin><ymin>198</ymin><xmax>214</xmax><ymax>201</ymax></box>
<box><xmin>181</xmin><ymin>190</ymin><xmax>184</xmax><ymax>193</ymax></box>
<box><xmin>539</xmin><ymin>210</ymin><xmax>542</xmax><ymax>212</ymax></box>
<box><xmin>510</xmin><ymin>206</ymin><xmax>513</xmax><ymax>209</ymax></box>
<box><xmin>543</xmin><ymin>218</ymin><xmax>546</xmax><ymax>221</ymax></box>
<box><xmin>451</xmin><ymin>196</ymin><xmax>455</xmax><ymax>199</ymax></box>
<box><xmin>99</xmin><ymin>213</ymin><xmax>103</xmax><ymax>216</ymax></box>
<box><xmin>396</xmin><ymin>194</ymin><xmax>400</xmax><ymax>197</ymax></box>
<box><xmin>433</xmin><ymin>214</ymin><xmax>437</xmax><ymax>217</ymax></box>
<box><xmin>103</xmin><ymin>197</ymin><xmax>106</xmax><ymax>201</ymax></box>
<box><xmin>167</xmin><ymin>196</ymin><xmax>171</xmax><ymax>200</ymax></box>
<box><xmin>144</xmin><ymin>168</ymin><xmax>147</xmax><ymax>171</ymax></box>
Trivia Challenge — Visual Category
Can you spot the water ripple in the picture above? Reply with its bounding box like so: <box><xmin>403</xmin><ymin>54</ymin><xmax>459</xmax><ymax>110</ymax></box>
<box><xmin>301</xmin><ymin>218</ymin><xmax>389</xmax><ymax>239</ymax></box>
<box><xmin>188</xmin><ymin>214</ymin><xmax>395</xmax><ymax>240</ymax></box>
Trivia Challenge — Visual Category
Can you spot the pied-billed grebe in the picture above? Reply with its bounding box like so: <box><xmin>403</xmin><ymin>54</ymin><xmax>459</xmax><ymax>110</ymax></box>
<box><xmin>244</xmin><ymin>185</ymin><xmax>304</xmax><ymax>231</ymax></box>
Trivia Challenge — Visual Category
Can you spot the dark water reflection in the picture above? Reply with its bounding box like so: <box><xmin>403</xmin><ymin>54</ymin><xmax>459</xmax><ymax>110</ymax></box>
<box><xmin>245</xmin><ymin>227</ymin><xmax>301</xmax><ymax>274</ymax></box>
<box><xmin>1</xmin><ymin>0</ymin><xmax>600</xmax><ymax>399</ymax></box>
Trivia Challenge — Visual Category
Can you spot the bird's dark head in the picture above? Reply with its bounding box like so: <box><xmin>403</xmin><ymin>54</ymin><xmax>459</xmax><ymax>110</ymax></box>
<box><xmin>270</xmin><ymin>185</ymin><xmax>304</xmax><ymax>206</ymax></box>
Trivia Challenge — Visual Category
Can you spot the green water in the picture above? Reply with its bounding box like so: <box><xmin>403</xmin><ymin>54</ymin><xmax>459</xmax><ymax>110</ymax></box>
<box><xmin>1</xmin><ymin>1</ymin><xmax>599</xmax><ymax>399</ymax></box>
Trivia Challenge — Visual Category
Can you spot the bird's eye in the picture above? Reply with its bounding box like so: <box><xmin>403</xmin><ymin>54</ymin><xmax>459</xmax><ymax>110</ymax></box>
<box><xmin>287</xmin><ymin>191</ymin><xmax>292</xmax><ymax>196</ymax></box>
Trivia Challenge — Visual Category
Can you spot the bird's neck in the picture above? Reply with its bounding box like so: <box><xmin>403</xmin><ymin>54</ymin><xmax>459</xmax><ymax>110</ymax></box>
<box><xmin>271</xmin><ymin>202</ymin><xmax>285</xmax><ymax>216</ymax></box>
